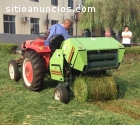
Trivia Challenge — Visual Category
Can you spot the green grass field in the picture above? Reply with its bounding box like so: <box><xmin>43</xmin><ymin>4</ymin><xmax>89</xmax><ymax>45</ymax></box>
<box><xmin>0</xmin><ymin>52</ymin><xmax>140</xmax><ymax>125</ymax></box>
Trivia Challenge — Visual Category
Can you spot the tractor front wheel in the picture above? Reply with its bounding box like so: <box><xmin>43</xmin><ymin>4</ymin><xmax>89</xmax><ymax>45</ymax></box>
<box><xmin>8</xmin><ymin>60</ymin><xmax>20</xmax><ymax>82</ymax></box>
<box><xmin>22</xmin><ymin>50</ymin><xmax>45</xmax><ymax>91</ymax></box>
<box><xmin>54</xmin><ymin>86</ymin><xmax>69</xmax><ymax>104</ymax></box>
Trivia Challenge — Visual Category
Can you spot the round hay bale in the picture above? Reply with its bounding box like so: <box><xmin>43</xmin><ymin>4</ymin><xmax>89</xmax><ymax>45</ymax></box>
<box><xmin>72</xmin><ymin>74</ymin><xmax>117</xmax><ymax>103</ymax></box>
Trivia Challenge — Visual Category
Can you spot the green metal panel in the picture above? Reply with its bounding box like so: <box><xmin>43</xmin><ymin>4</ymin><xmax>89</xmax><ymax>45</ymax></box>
<box><xmin>73</xmin><ymin>50</ymin><xmax>87</xmax><ymax>71</ymax></box>
<box><xmin>118</xmin><ymin>48</ymin><xmax>125</xmax><ymax>62</ymax></box>
<box><xmin>61</xmin><ymin>39</ymin><xmax>72</xmax><ymax>63</ymax></box>
<box><xmin>49</xmin><ymin>49</ymin><xmax>64</xmax><ymax>81</ymax></box>
<box><xmin>75</xmin><ymin>37</ymin><xmax>124</xmax><ymax>50</ymax></box>
<box><xmin>61</xmin><ymin>38</ymin><xmax>85</xmax><ymax>66</ymax></box>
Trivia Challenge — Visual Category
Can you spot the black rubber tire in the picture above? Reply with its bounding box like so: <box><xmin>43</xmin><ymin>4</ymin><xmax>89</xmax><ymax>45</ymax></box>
<box><xmin>8</xmin><ymin>60</ymin><xmax>20</xmax><ymax>82</ymax></box>
<box><xmin>22</xmin><ymin>50</ymin><xmax>45</xmax><ymax>91</ymax></box>
<box><xmin>54</xmin><ymin>86</ymin><xmax>69</xmax><ymax>104</ymax></box>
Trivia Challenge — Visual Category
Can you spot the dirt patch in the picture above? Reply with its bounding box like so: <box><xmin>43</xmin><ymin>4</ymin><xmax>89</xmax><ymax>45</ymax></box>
<box><xmin>124</xmin><ymin>53</ymin><xmax>140</xmax><ymax>62</ymax></box>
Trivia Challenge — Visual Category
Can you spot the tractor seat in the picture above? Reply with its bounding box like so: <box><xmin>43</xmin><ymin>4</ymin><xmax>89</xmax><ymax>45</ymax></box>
<box><xmin>49</xmin><ymin>35</ymin><xmax>64</xmax><ymax>52</ymax></box>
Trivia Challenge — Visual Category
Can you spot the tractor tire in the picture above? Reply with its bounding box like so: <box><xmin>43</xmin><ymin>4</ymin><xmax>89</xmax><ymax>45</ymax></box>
<box><xmin>54</xmin><ymin>86</ymin><xmax>69</xmax><ymax>104</ymax></box>
<box><xmin>8</xmin><ymin>60</ymin><xmax>20</xmax><ymax>82</ymax></box>
<box><xmin>22</xmin><ymin>50</ymin><xmax>45</xmax><ymax>91</ymax></box>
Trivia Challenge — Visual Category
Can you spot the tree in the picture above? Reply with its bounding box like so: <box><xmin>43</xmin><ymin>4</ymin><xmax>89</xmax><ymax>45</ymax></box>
<box><xmin>78</xmin><ymin>0</ymin><xmax>140</xmax><ymax>39</ymax></box>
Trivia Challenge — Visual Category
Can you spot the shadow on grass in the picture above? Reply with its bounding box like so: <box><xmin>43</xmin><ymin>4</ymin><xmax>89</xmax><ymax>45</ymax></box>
<box><xmin>114</xmin><ymin>77</ymin><xmax>129</xmax><ymax>99</ymax></box>
<box><xmin>42</xmin><ymin>78</ymin><xmax>58</xmax><ymax>90</ymax></box>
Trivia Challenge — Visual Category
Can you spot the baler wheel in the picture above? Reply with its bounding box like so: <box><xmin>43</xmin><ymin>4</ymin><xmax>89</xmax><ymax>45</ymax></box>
<box><xmin>54</xmin><ymin>86</ymin><xmax>69</xmax><ymax>104</ymax></box>
<box><xmin>8</xmin><ymin>60</ymin><xmax>20</xmax><ymax>82</ymax></box>
<box><xmin>22</xmin><ymin>50</ymin><xmax>45</xmax><ymax>91</ymax></box>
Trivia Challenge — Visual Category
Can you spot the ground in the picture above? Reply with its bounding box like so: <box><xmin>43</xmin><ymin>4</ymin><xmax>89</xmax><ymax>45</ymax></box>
<box><xmin>0</xmin><ymin>52</ymin><xmax>140</xmax><ymax>125</ymax></box>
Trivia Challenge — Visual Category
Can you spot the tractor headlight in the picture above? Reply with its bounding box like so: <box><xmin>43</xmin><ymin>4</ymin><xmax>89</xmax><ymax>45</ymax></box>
<box><xmin>39</xmin><ymin>46</ymin><xmax>44</xmax><ymax>50</ymax></box>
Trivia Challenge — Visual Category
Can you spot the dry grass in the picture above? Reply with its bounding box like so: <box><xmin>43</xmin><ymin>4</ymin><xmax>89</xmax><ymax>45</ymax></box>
<box><xmin>94</xmin><ymin>99</ymin><xmax>140</xmax><ymax>120</ymax></box>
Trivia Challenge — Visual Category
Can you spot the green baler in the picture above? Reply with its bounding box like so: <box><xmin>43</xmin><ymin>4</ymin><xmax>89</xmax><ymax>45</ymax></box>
<box><xmin>50</xmin><ymin>37</ymin><xmax>125</xmax><ymax>103</ymax></box>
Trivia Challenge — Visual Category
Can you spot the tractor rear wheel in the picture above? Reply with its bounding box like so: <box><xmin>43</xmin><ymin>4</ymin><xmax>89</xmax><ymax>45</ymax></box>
<box><xmin>22</xmin><ymin>50</ymin><xmax>45</xmax><ymax>91</ymax></box>
<box><xmin>54</xmin><ymin>86</ymin><xmax>69</xmax><ymax>104</ymax></box>
<box><xmin>8</xmin><ymin>60</ymin><xmax>20</xmax><ymax>82</ymax></box>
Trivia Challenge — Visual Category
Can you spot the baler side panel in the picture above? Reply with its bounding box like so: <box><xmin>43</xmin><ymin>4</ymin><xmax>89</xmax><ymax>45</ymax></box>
<box><xmin>118</xmin><ymin>48</ymin><xmax>125</xmax><ymax>62</ymax></box>
<box><xmin>50</xmin><ymin>49</ymin><xmax>64</xmax><ymax>81</ymax></box>
<box><xmin>73</xmin><ymin>50</ymin><xmax>87</xmax><ymax>71</ymax></box>
<box><xmin>61</xmin><ymin>39</ymin><xmax>72</xmax><ymax>63</ymax></box>
<box><xmin>62</xmin><ymin>38</ymin><xmax>85</xmax><ymax>66</ymax></box>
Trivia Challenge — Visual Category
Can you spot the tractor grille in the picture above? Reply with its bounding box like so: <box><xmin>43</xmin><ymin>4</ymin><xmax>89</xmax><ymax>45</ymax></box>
<box><xmin>84</xmin><ymin>49</ymin><xmax>119</xmax><ymax>72</ymax></box>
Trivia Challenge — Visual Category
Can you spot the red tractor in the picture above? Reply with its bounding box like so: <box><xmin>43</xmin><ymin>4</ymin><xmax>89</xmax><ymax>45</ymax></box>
<box><xmin>8</xmin><ymin>33</ymin><xmax>72</xmax><ymax>103</ymax></box>
<box><xmin>8</xmin><ymin>33</ymin><xmax>52</xmax><ymax>91</ymax></box>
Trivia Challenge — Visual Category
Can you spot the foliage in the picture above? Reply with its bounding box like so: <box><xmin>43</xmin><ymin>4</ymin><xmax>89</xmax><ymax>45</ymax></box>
<box><xmin>0</xmin><ymin>43</ymin><xmax>18</xmax><ymax>53</ymax></box>
<box><xmin>125</xmin><ymin>46</ymin><xmax>140</xmax><ymax>54</ymax></box>
<box><xmin>78</xmin><ymin>0</ymin><xmax>140</xmax><ymax>38</ymax></box>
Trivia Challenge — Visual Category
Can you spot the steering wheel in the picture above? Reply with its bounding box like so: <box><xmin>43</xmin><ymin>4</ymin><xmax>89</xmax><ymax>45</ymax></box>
<box><xmin>38</xmin><ymin>32</ymin><xmax>49</xmax><ymax>39</ymax></box>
